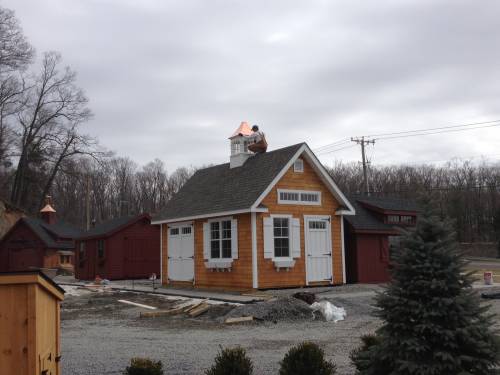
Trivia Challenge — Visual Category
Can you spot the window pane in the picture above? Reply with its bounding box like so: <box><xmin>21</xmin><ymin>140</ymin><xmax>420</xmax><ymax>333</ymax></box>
<box><xmin>211</xmin><ymin>221</ymin><xmax>220</xmax><ymax>240</ymax></box>
<box><xmin>170</xmin><ymin>228</ymin><xmax>179</xmax><ymax>235</ymax></box>
<box><xmin>182</xmin><ymin>227</ymin><xmax>191</xmax><ymax>234</ymax></box>
<box><xmin>222</xmin><ymin>239</ymin><xmax>232</xmax><ymax>258</ymax></box>
<box><xmin>211</xmin><ymin>240</ymin><xmax>220</xmax><ymax>258</ymax></box>
<box><xmin>222</xmin><ymin>220</ymin><xmax>231</xmax><ymax>239</ymax></box>
<box><xmin>274</xmin><ymin>238</ymin><xmax>289</xmax><ymax>257</ymax></box>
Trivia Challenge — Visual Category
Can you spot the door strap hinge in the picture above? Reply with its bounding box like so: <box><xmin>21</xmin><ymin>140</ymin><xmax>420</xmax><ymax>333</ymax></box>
<box><xmin>323</xmin><ymin>252</ymin><xmax>332</xmax><ymax>256</ymax></box>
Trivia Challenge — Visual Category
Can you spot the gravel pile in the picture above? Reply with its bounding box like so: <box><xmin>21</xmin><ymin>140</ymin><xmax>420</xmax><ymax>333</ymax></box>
<box><xmin>224</xmin><ymin>296</ymin><xmax>314</xmax><ymax>322</ymax></box>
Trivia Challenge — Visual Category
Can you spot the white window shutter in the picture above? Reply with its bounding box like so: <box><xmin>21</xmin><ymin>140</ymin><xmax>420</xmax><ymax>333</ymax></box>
<box><xmin>231</xmin><ymin>219</ymin><xmax>238</xmax><ymax>259</ymax></box>
<box><xmin>291</xmin><ymin>218</ymin><xmax>301</xmax><ymax>258</ymax></box>
<box><xmin>263</xmin><ymin>217</ymin><xmax>274</xmax><ymax>259</ymax></box>
<box><xmin>203</xmin><ymin>222</ymin><xmax>210</xmax><ymax>260</ymax></box>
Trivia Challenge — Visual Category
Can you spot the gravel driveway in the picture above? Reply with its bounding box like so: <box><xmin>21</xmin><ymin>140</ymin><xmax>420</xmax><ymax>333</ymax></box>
<box><xmin>60</xmin><ymin>290</ymin><xmax>379</xmax><ymax>375</ymax></box>
<box><xmin>60</xmin><ymin>286</ymin><xmax>500</xmax><ymax>375</ymax></box>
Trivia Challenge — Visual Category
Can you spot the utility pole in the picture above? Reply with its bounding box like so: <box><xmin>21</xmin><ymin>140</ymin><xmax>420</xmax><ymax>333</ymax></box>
<box><xmin>351</xmin><ymin>136</ymin><xmax>375</xmax><ymax>195</ymax></box>
<box><xmin>85</xmin><ymin>174</ymin><xmax>90</xmax><ymax>230</ymax></box>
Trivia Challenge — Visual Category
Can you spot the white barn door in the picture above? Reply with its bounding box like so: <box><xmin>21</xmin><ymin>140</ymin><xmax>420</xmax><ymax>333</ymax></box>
<box><xmin>168</xmin><ymin>223</ymin><xmax>194</xmax><ymax>282</ymax></box>
<box><xmin>305</xmin><ymin>216</ymin><xmax>332</xmax><ymax>283</ymax></box>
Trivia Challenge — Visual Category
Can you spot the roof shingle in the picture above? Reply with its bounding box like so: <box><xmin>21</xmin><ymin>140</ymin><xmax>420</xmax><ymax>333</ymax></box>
<box><xmin>153</xmin><ymin>143</ymin><xmax>304</xmax><ymax>222</ymax></box>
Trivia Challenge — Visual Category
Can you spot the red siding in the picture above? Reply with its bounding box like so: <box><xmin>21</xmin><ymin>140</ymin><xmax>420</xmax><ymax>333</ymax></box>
<box><xmin>345</xmin><ymin>229</ymin><xmax>391</xmax><ymax>283</ymax></box>
<box><xmin>75</xmin><ymin>217</ymin><xmax>160</xmax><ymax>280</ymax></box>
<box><xmin>0</xmin><ymin>222</ymin><xmax>48</xmax><ymax>272</ymax></box>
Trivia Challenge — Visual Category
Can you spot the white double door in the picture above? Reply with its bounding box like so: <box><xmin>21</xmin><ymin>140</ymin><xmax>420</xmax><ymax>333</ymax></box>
<box><xmin>167</xmin><ymin>223</ymin><xmax>194</xmax><ymax>282</ymax></box>
<box><xmin>305</xmin><ymin>215</ymin><xmax>333</xmax><ymax>283</ymax></box>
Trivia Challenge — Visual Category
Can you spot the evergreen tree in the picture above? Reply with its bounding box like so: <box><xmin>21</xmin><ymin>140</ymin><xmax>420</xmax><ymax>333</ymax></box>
<box><xmin>352</xmin><ymin>201</ymin><xmax>500</xmax><ymax>375</ymax></box>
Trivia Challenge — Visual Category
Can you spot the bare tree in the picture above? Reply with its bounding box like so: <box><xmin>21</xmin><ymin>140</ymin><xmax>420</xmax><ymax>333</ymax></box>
<box><xmin>10</xmin><ymin>51</ymin><xmax>92</xmax><ymax>208</ymax></box>
<box><xmin>0</xmin><ymin>6</ymin><xmax>34</xmax><ymax>167</ymax></box>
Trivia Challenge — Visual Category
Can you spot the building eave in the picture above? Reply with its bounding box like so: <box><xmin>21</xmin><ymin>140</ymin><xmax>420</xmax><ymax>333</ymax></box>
<box><xmin>151</xmin><ymin>207</ymin><xmax>269</xmax><ymax>225</ymax></box>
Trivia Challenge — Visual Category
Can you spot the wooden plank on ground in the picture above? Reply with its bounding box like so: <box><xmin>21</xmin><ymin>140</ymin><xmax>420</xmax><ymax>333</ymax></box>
<box><xmin>185</xmin><ymin>299</ymin><xmax>208</xmax><ymax>313</ymax></box>
<box><xmin>188</xmin><ymin>303</ymin><xmax>209</xmax><ymax>317</ymax></box>
<box><xmin>118</xmin><ymin>299</ymin><xmax>157</xmax><ymax>310</ymax></box>
<box><xmin>140</xmin><ymin>306</ymin><xmax>185</xmax><ymax>318</ymax></box>
<box><xmin>225</xmin><ymin>316</ymin><xmax>254</xmax><ymax>324</ymax></box>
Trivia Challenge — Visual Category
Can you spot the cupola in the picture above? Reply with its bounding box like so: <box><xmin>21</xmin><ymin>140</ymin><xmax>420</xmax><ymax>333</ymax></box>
<box><xmin>40</xmin><ymin>195</ymin><xmax>57</xmax><ymax>225</ymax></box>
<box><xmin>229</xmin><ymin>121</ymin><xmax>253</xmax><ymax>168</ymax></box>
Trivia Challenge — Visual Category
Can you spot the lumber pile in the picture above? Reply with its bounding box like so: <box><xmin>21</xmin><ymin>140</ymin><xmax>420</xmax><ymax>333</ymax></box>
<box><xmin>188</xmin><ymin>303</ymin><xmax>210</xmax><ymax>317</ymax></box>
<box><xmin>139</xmin><ymin>299</ymin><xmax>211</xmax><ymax>318</ymax></box>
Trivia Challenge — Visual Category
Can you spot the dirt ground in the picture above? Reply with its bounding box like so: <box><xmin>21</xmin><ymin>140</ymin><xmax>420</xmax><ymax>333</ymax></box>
<box><xmin>60</xmin><ymin>286</ymin><xmax>500</xmax><ymax>375</ymax></box>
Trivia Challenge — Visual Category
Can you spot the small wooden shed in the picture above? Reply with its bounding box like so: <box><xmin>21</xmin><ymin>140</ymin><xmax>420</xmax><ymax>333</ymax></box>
<box><xmin>0</xmin><ymin>271</ymin><xmax>65</xmax><ymax>375</ymax></box>
<box><xmin>75</xmin><ymin>214</ymin><xmax>160</xmax><ymax>280</ymax></box>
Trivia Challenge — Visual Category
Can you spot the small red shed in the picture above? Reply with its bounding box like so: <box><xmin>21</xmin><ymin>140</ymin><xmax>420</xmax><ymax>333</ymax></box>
<box><xmin>344</xmin><ymin>195</ymin><xmax>418</xmax><ymax>283</ymax></box>
<box><xmin>0</xmin><ymin>198</ymin><xmax>81</xmax><ymax>274</ymax></box>
<box><xmin>75</xmin><ymin>214</ymin><xmax>160</xmax><ymax>280</ymax></box>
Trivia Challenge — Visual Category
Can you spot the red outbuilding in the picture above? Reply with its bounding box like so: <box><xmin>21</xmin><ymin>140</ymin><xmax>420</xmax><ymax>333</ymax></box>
<box><xmin>75</xmin><ymin>214</ymin><xmax>160</xmax><ymax>280</ymax></box>
<box><xmin>344</xmin><ymin>195</ymin><xmax>418</xmax><ymax>283</ymax></box>
<box><xmin>0</xmin><ymin>197</ymin><xmax>81</xmax><ymax>274</ymax></box>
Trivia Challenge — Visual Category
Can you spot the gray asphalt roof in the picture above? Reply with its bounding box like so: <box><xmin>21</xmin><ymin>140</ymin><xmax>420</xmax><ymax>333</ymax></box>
<box><xmin>344</xmin><ymin>200</ymin><xmax>396</xmax><ymax>232</ymax></box>
<box><xmin>355</xmin><ymin>195</ymin><xmax>420</xmax><ymax>212</ymax></box>
<box><xmin>345</xmin><ymin>195</ymin><xmax>419</xmax><ymax>232</ymax></box>
<box><xmin>23</xmin><ymin>217</ymin><xmax>79</xmax><ymax>249</ymax></box>
<box><xmin>78</xmin><ymin>215</ymin><xmax>139</xmax><ymax>239</ymax></box>
<box><xmin>153</xmin><ymin>143</ymin><xmax>305</xmax><ymax>222</ymax></box>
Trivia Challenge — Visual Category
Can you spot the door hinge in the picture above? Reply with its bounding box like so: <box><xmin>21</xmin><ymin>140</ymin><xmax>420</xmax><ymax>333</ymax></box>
<box><xmin>323</xmin><ymin>252</ymin><xmax>332</xmax><ymax>256</ymax></box>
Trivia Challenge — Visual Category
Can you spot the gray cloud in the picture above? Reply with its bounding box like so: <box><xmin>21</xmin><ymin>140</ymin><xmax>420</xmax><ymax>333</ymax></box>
<box><xmin>6</xmin><ymin>0</ymin><xmax>500</xmax><ymax>171</ymax></box>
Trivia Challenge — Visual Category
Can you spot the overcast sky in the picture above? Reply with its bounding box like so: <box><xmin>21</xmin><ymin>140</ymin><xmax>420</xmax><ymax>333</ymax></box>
<box><xmin>6</xmin><ymin>0</ymin><xmax>500</xmax><ymax>172</ymax></box>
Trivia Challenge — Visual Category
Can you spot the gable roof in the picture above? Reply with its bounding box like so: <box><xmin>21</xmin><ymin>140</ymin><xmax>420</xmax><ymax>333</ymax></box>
<box><xmin>153</xmin><ymin>143</ymin><xmax>355</xmax><ymax>224</ymax></box>
<box><xmin>22</xmin><ymin>217</ymin><xmax>80</xmax><ymax>249</ymax></box>
<box><xmin>345</xmin><ymin>195</ymin><xmax>419</xmax><ymax>233</ymax></box>
<box><xmin>344</xmin><ymin>200</ymin><xmax>396</xmax><ymax>233</ymax></box>
<box><xmin>78</xmin><ymin>214</ymin><xmax>150</xmax><ymax>240</ymax></box>
<box><xmin>356</xmin><ymin>195</ymin><xmax>419</xmax><ymax>213</ymax></box>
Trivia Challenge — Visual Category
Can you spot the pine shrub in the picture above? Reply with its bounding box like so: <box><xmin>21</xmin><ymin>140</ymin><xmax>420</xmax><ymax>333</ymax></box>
<box><xmin>351</xmin><ymin>200</ymin><xmax>500</xmax><ymax>374</ymax></box>
<box><xmin>279</xmin><ymin>341</ymin><xmax>336</xmax><ymax>375</ymax></box>
<box><xmin>205</xmin><ymin>346</ymin><xmax>253</xmax><ymax>375</ymax></box>
<box><xmin>123</xmin><ymin>357</ymin><xmax>163</xmax><ymax>375</ymax></box>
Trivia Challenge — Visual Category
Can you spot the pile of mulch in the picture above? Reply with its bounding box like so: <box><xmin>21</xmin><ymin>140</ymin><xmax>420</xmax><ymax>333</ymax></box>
<box><xmin>223</xmin><ymin>296</ymin><xmax>314</xmax><ymax>322</ymax></box>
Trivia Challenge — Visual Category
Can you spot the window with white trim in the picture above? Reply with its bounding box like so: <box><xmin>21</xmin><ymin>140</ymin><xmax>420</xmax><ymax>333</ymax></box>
<box><xmin>277</xmin><ymin>189</ymin><xmax>321</xmax><ymax>205</ymax></box>
<box><xmin>170</xmin><ymin>228</ymin><xmax>179</xmax><ymax>235</ymax></box>
<box><xmin>210</xmin><ymin>220</ymin><xmax>232</xmax><ymax>259</ymax></box>
<box><xmin>273</xmin><ymin>217</ymin><xmax>290</xmax><ymax>258</ymax></box>
<box><xmin>294</xmin><ymin>158</ymin><xmax>304</xmax><ymax>172</ymax></box>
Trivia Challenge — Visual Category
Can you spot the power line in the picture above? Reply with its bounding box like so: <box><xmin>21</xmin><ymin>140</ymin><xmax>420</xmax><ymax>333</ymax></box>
<box><xmin>315</xmin><ymin>144</ymin><xmax>357</xmax><ymax>155</ymax></box>
<box><xmin>364</xmin><ymin>119</ymin><xmax>500</xmax><ymax>138</ymax></box>
<box><xmin>373</xmin><ymin>123</ymin><xmax>500</xmax><ymax>141</ymax></box>
<box><xmin>314</xmin><ymin>119</ymin><xmax>500</xmax><ymax>153</ymax></box>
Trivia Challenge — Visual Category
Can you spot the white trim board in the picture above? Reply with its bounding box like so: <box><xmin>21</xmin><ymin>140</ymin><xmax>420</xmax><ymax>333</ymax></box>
<box><xmin>152</xmin><ymin>207</ymin><xmax>268</xmax><ymax>224</ymax></box>
<box><xmin>251</xmin><ymin>144</ymin><xmax>355</xmax><ymax>215</ymax></box>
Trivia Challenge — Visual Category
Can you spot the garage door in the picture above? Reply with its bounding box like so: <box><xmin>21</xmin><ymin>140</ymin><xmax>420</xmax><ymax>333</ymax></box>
<box><xmin>168</xmin><ymin>223</ymin><xmax>194</xmax><ymax>282</ymax></box>
<box><xmin>8</xmin><ymin>248</ymin><xmax>42</xmax><ymax>271</ymax></box>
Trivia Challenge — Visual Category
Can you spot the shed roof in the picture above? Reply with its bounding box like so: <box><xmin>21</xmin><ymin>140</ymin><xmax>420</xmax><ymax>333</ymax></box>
<box><xmin>154</xmin><ymin>144</ymin><xmax>305</xmax><ymax>222</ymax></box>
<box><xmin>78</xmin><ymin>214</ymin><xmax>150</xmax><ymax>240</ymax></box>
<box><xmin>345</xmin><ymin>195</ymin><xmax>419</xmax><ymax>233</ymax></box>
<box><xmin>356</xmin><ymin>195</ymin><xmax>419</xmax><ymax>212</ymax></box>
<box><xmin>22</xmin><ymin>217</ymin><xmax>81</xmax><ymax>249</ymax></box>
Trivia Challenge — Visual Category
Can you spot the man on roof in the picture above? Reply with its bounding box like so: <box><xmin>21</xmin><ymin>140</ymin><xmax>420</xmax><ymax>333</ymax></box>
<box><xmin>241</xmin><ymin>125</ymin><xmax>268</xmax><ymax>154</ymax></box>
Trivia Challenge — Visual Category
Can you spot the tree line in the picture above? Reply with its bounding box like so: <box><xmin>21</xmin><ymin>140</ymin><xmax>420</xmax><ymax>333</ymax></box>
<box><xmin>327</xmin><ymin>160</ymin><xmax>500</xmax><ymax>243</ymax></box>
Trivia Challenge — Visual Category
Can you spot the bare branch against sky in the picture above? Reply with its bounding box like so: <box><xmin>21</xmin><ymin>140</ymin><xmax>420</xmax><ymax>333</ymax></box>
<box><xmin>5</xmin><ymin>0</ymin><xmax>500</xmax><ymax>170</ymax></box>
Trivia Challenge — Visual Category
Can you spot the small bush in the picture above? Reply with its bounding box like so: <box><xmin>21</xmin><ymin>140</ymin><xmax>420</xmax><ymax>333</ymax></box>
<box><xmin>205</xmin><ymin>346</ymin><xmax>253</xmax><ymax>375</ymax></box>
<box><xmin>280</xmin><ymin>341</ymin><xmax>336</xmax><ymax>375</ymax></box>
<box><xmin>350</xmin><ymin>334</ymin><xmax>385</xmax><ymax>374</ymax></box>
<box><xmin>123</xmin><ymin>357</ymin><xmax>164</xmax><ymax>375</ymax></box>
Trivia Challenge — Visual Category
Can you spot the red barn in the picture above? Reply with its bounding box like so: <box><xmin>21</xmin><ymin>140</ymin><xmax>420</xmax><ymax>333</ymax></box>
<box><xmin>75</xmin><ymin>214</ymin><xmax>160</xmax><ymax>280</ymax></box>
<box><xmin>344</xmin><ymin>195</ymin><xmax>418</xmax><ymax>283</ymax></box>
<box><xmin>0</xmin><ymin>198</ymin><xmax>81</xmax><ymax>274</ymax></box>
